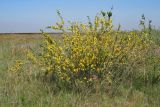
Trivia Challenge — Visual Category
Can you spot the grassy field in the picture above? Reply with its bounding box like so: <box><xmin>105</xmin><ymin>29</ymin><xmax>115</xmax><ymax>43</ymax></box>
<box><xmin>0</xmin><ymin>32</ymin><xmax>160</xmax><ymax>107</ymax></box>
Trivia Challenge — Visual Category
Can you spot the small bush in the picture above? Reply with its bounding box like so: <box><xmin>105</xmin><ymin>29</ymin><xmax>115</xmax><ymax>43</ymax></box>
<box><xmin>27</xmin><ymin>11</ymin><xmax>155</xmax><ymax>91</ymax></box>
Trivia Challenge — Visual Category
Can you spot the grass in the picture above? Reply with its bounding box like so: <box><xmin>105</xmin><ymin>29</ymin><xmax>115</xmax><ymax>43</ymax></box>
<box><xmin>0</xmin><ymin>32</ymin><xmax>160</xmax><ymax>107</ymax></box>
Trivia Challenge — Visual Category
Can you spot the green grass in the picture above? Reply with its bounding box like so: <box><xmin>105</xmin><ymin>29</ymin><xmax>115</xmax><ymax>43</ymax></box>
<box><xmin>0</xmin><ymin>33</ymin><xmax>160</xmax><ymax>107</ymax></box>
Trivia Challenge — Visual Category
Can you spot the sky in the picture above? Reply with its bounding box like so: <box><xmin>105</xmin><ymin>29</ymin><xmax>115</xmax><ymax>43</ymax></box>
<box><xmin>0</xmin><ymin>0</ymin><xmax>160</xmax><ymax>33</ymax></box>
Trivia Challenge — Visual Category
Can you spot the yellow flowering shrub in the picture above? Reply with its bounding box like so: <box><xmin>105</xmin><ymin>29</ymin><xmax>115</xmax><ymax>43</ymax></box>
<box><xmin>28</xmin><ymin>11</ymin><xmax>153</xmax><ymax>89</ymax></box>
<box><xmin>9</xmin><ymin>60</ymin><xmax>24</xmax><ymax>73</ymax></box>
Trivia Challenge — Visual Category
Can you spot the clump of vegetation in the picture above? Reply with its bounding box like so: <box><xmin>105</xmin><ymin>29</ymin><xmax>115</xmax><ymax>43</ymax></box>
<box><xmin>26</xmin><ymin>11</ymin><xmax>159</xmax><ymax>91</ymax></box>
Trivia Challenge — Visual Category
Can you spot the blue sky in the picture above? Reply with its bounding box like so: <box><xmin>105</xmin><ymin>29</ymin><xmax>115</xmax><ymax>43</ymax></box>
<box><xmin>0</xmin><ymin>0</ymin><xmax>160</xmax><ymax>33</ymax></box>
